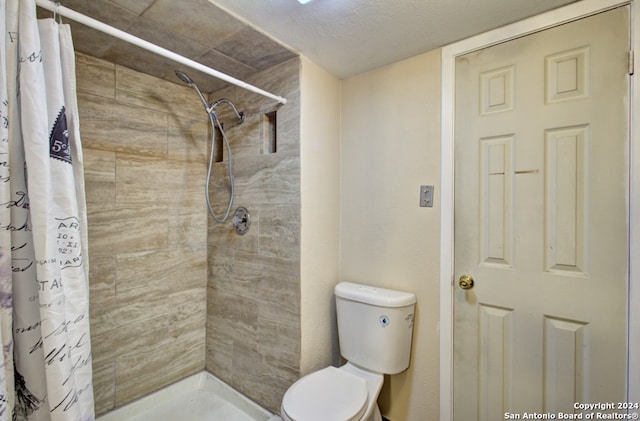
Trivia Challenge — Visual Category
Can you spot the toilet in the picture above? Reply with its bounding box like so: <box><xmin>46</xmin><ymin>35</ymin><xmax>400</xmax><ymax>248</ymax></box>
<box><xmin>280</xmin><ymin>282</ymin><xmax>416</xmax><ymax>421</ymax></box>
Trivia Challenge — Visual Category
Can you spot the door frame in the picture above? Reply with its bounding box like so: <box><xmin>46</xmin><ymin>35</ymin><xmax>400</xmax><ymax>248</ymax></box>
<box><xmin>439</xmin><ymin>0</ymin><xmax>640</xmax><ymax>419</ymax></box>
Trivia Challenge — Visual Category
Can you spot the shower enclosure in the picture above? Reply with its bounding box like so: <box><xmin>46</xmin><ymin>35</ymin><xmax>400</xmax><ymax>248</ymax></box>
<box><xmin>78</xmin><ymin>51</ymin><xmax>301</xmax><ymax>416</ymax></box>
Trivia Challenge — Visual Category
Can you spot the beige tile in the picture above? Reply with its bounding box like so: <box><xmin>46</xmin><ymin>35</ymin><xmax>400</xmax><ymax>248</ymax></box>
<box><xmin>271</xmin><ymin>103</ymin><xmax>301</xmax><ymax>155</ymax></box>
<box><xmin>115</xmin><ymin>328</ymin><xmax>205</xmax><ymax>405</ymax></box>
<box><xmin>195</xmin><ymin>48</ymin><xmax>257</xmax><ymax>86</ymax></box>
<box><xmin>114</xmin><ymin>283</ymin><xmax>205</xmax><ymax>344</ymax></box>
<box><xmin>212</xmin><ymin>111</ymin><xmax>262</xmax><ymax>162</ymax></box>
<box><xmin>233</xmin><ymin>154</ymin><xmax>300</xmax><ymax>206</ymax></box>
<box><xmin>168</xmin><ymin>207</ymin><xmax>207</xmax><ymax>250</ymax></box>
<box><xmin>54</xmin><ymin>0</ymin><xmax>138</xmax><ymax>30</ymax></box>
<box><xmin>230</xmin><ymin>340</ymin><xmax>294</xmax><ymax>413</ymax></box>
<box><xmin>108</xmin><ymin>0</ymin><xmax>155</xmax><ymax>15</ymax></box>
<box><xmin>88</xmin><ymin>255</ymin><xmax>118</xmax><ymax>352</ymax></box>
<box><xmin>231</xmin><ymin>251</ymin><xmax>299</xmax><ymax>311</ymax></box>
<box><xmin>126</xmin><ymin>15</ymin><xmax>210</xmax><ymax>60</ymax></box>
<box><xmin>205</xmin><ymin>309</ymin><xmax>234</xmax><ymax>380</ymax></box>
<box><xmin>208</xmin><ymin>289</ymin><xmax>258</xmax><ymax>340</ymax></box>
<box><xmin>258</xmin><ymin>205</ymin><xmax>301</xmax><ymax>259</ymax></box>
<box><xmin>87</xmin><ymin>205</ymin><xmax>168</xmax><ymax>256</ymax></box>
<box><xmin>241</xmin><ymin>58</ymin><xmax>300</xmax><ymax>112</ymax></box>
<box><xmin>76</xmin><ymin>53</ymin><xmax>115</xmax><ymax>98</ymax></box>
<box><xmin>90</xmin><ymin>316</ymin><xmax>118</xmax><ymax>363</ymax></box>
<box><xmin>103</xmin><ymin>43</ymin><xmax>184</xmax><ymax>92</ymax></box>
<box><xmin>92</xmin><ymin>358</ymin><xmax>116</xmax><ymax>416</ymax></box>
<box><xmin>214</xmin><ymin>26</ymin><xmax>297</xmax><ymax>72</ymax></box>
<box><xmin>142</xmin><ymin>0</ymin><xmax>245</xmax><ymax>48</ymax></box>
<box><xmin>167</xmin><ymin>114</ymin><xmax>209</xmax><ymax>163</ymax></box>
<box><xmin>206</xmin><ymin>245</ymin><xmax>234</xmax><ymax>289</ymax></box>
<box><xmin>69</xmin><ymin>24</ymin><xmax>119</xmax><ymax>58</ymax></box>
<box><xmin>111</xmin><ymin>313</ymin><xmax>170</xmax><ymax>357</ymax></box>
<box><xmin>207</xmin><ymin>85</ymin><xmax>237</xmax><ymax>105</ymax></box>
<box><xmin>258</xmin><ymin>302</ymin><xmax>300</xmax><ymax>372</ymax></box>
<box><xmin>115</xmin><ymin>65</ymin><xmax>204</xmax><ymax>119</ymax></box>
<box><xmin>115</xmin><ymin>155</ymin><xmax>205</xmax><ymax>206</ymax></box>
<box><xmin>88</xmin><ymin>254</ymin><xmax>116</xmax><ymax>318</ymax></box>
<box><xmin>168</xmin><ymin>289</ymin><xmax>207</xmax><ymax>338</ymax></box>
<box><xmin>116</xmin><ymin>248</ymin><xmax>206</xmax><ymax>294</ymax></box>
<box><xmin>112</xmin><ymin>290</ymin><xmax>171</xmax><ymax>329</ymax></box>
<box><xmin>78</xmin><ymin>93</ymin><xmax>168</xmax><ymax>157</ymax></box>
<box><xmin>257</xmin><ymin>354</ymin><xmax>299</xmax><ymax>413</ymax></box>
<box><xmin>243</xmin><ymin>59</ymin><xmax>301</xmax><ymax>156</ymax></box>
<box><xmin>83</xmin><ymin>148</ymin><xmax>116</xmax><ymax>205</ymax></box>
<box><xmin>114</xmin><ymin>282</ymin><xmax>205</xmax><ymax>330</ymax></box>
<box><xmin>229</xmin><ymin>340</ymin><xmax>263</xmax><ymax>396</ymax></box>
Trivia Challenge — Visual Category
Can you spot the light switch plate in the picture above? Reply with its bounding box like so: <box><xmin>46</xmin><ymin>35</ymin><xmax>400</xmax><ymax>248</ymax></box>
<box><xmin>420</xmin><ymin>185</ymin><xmax>434</xmax><ymax>207</ymax></box>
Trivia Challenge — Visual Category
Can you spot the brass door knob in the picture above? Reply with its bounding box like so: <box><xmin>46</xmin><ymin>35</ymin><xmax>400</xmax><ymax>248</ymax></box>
<box><xmin>459</xmin><ymin>274</ymin><xmax>474</xmax><ymax>290</ymax></box>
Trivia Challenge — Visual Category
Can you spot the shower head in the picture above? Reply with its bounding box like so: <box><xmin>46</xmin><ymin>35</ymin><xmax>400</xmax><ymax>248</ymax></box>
<box><xmin>175</xmin><ymin>70</ymin><xmax>211</xmax><ymax>113</ymax></box>
<box><xmin>174</xmin><ymin>70</ymin><xmax>194</xmax><ymax>86</ymax></box>
<box><xmin>174</xmin><ymin>71</ymin><xmax>245</xmax><ymax>125</ymax></box>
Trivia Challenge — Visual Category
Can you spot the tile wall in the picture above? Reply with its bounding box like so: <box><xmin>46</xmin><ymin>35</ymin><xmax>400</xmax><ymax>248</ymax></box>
<box><xmin>205</xmin><ymin>58</ymin><xmax>301</xmax><ymax>413</ymax></box>
<box><xmin>77</xmin><ymin>50</ymin><xmax>301</xmax><ymax>415</ymax></box>
<box><xmin>78</xmin><ymin>52</ymin><xmax>209</xmax><ymax>415</ymax></box>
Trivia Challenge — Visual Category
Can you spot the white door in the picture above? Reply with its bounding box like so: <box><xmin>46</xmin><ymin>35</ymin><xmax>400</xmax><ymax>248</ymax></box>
<box><xmin>453</xmin><ymin>7</ymin><xmax>629</xmax><ymax>419</ymax></box>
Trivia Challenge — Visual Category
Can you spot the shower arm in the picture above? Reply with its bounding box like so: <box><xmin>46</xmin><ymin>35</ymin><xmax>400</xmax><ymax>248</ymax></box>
<box><xmin>211</xmin><ymin>98</ymin><xmax>245</xmax><ymax>123</ymax></box>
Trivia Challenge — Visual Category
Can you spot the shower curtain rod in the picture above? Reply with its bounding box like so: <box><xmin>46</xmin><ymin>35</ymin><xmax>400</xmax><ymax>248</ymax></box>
<box><xmin>34</xmin><ymin>0</ymin><xmax>288</xmax><ymax>104</ymax></box>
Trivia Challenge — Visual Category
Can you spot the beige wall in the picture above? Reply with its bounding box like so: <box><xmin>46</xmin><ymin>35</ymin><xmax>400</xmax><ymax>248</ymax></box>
<box><xmin>205</xmin><ymin>57</ymin><xmax>302</xmax><ymax>413</ymax></box>
<box><xmin>300</xmin><ymin>57</ymin><xmax>342</xmax><ymax>375</ymax></box>
<box><xmin>340</xmin><ymin>49</ymin><xmax>442</xmax><ymax>420</ymax></box>
<box><xmin>78</xmin><ymin>53</ymin><xmax>209</xmax><ymax>415</ymax></box>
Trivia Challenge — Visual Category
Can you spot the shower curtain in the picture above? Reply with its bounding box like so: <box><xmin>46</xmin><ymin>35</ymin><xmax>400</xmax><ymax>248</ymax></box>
<box><xmin>0</xmin><ymin>0</ymin><xmax>94</xmax><ymax>420</ymax></box>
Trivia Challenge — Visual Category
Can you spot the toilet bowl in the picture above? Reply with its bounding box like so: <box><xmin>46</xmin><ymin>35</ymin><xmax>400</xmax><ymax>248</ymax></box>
<box><xmin>280</xmin><ymin>363</ymin><xmax>383</xmax><ymax>421</ymax></box>
<box><xmin>280</xmin><ymin>282</ymin><xmax>416</xmax><ymax>421</ymax></box>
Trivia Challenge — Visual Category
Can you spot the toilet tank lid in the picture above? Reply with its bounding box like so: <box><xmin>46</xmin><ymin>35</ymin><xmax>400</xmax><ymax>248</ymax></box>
<box><xmin>335</xmin><ymin>282</ymin><xmax>416</xmax><ymax>307</ymax></box>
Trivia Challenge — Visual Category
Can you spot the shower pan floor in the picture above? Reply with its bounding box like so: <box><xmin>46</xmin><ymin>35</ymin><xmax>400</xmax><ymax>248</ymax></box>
<box><xmin>97</xmin><ymin>371</ymin><xmax>282</xmax><ymax>421</ymax></box>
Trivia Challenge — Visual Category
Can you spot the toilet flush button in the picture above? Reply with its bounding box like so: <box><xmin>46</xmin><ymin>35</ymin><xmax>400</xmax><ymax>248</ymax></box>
<box><xmin>379</xmin><ymin>315</ymin><xmax>390</xmax><ymax>327</ymax></box>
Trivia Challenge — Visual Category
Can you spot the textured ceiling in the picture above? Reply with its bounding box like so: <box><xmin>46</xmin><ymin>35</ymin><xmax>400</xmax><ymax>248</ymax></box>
<box><xmin>212</xmin><ymin>0</ymin><xmax>580</xmax><ymax>79</ymax></box>
<box><xmin>38</xmin><ymin>0</ymin><xmax>580</xmax><ymax>93</ymax></box>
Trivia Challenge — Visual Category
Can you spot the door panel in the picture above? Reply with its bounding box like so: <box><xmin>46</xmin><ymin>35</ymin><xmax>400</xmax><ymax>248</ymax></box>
<box><xmin>453</xmin><ymin>7</ymin><xmax>629</xmax><ymax>419</ymax></box>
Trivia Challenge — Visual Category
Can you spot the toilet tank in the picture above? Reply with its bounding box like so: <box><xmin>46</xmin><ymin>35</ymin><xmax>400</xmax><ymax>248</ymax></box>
<box><xmin>335</xmin><ymin>282</ymin><xmax>416</xmax><ymax>375</ymax></box>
